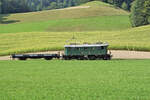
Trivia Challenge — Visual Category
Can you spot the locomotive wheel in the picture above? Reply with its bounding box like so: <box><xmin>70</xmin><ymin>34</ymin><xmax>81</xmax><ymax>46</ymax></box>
<box><xmin>77</xmin><ymin>57</ymin><xmax>84</xmax><ymax>60</ymax></box>
<box><xmin>63</xmin><ymin>56</ymin><xmax>71</xmax><ymax>60</ymax></box>
<box><xmin>103</xmin><ymin>55</ymin><xmax>111</xmax><ymax>60</ymax></box>
<box><xmin>19</xmin><ymin>58</ymin><xmax>27</xmax><ymax>60</ymax></box>
<box><xmin>88</xmin><ymin>56</ymin><xmax>96</xmax><ymax>60</ymax></box>
<box><xmin>44</xmin><ymin>57</ymin><xmax>52</xmax><ymax>60</ymax></box>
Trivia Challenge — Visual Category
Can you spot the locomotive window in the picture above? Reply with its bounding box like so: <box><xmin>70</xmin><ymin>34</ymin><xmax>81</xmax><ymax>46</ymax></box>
<box><xmin>68</xmin><ymin>48</ymin><xmax>73</xmax><ymax>50</ymax></box>
<box><xmin>101</xmin><ymin>46</ymin><xmax>104</xmax><ymax>49</ymax></box>
<box><xmin>67</xmin><ymin>48</ymin><xmax>70</xmax><ymax>50</ymax></box>
<box><xmin>97</xmin><ymin>47</ymin><xmax>101</xmax><ymax>50</ymax></box>
<box><xmin>76</xmin><ymin>48</ymin><xmax>80</xmax><ymax>50</ymax></box>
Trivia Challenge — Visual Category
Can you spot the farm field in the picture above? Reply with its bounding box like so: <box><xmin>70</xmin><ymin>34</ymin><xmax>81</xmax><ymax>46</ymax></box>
<box><xmin>0</xmin><ymin>1</ymin><xmax>128</xmax><ymax>24</ymax></box>
<box><xmin>0</xmin><ymin>60</ymin><xmax>150</xmax><ymax>100</ymax></box>
<box><xmin>0</xmin><ymin>15</ymin><xmax>130</xmax><ymax>33</ymax></box>
<box><xmin>0</xmin><ymin>25</ymin><xmax>150</xmax><ymax>56</ymax></box>
<box><xmin>0</xmin><ymin>1</ymin><xmax>149</xmax><ymax>56</ymax></box>
<box><xmin>0</xmin><ymin>1</ymin><xmax>129</xmax><ymax>33</ymax></box>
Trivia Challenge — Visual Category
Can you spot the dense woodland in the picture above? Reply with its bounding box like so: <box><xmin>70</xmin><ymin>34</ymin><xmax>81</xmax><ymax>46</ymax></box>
<box><xmin>100</xmin><ymin>0</ymin><xmax>134</xmax><ymax>10</ymax></box>
<box><xmin>0</xmin><ymin>0</ymin><xmax>92</xmax><ymax>14</ymax></box>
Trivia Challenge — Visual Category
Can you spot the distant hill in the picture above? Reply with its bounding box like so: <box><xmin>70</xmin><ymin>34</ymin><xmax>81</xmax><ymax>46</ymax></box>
<box><xmin>0</xmin><ymin>1</ymin><xmax>130</xmax><ymax>33</ymax></box>
<box><xmin>0</xmin><ymin>1</ymin><xmax>129</xmax><ymax>23</ymax></box>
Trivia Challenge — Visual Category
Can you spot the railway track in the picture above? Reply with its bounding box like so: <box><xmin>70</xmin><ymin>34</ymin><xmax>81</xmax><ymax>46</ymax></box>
<box><xmin>0</xmin><ymin>50</ymin><xmax>150</xmax><ymax>60</ymax></box>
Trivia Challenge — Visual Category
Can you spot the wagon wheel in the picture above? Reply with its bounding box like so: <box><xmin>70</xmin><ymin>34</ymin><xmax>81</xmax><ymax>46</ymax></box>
<box><xmin>19</xmin><ymin>58</ymin><xmax>27</xmax><ymax>60</ymax></box>
<box><xmin>44</xmin><ymin>57</ymin><xmax>52</xmax><ymax>60</ymax></box>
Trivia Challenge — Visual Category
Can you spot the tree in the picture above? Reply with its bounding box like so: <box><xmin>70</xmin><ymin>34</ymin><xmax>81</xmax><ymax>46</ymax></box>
<box><xmin>121</xmin><ymin>1</ymin><xmax>128</xmax><ymax>10</ymax></box>
<box><xmin>0</xmin><ymin>0</ymin><xmax>2</xmax><ymax>13</ymax></box>
<box><xmin>130</xmin><ymin>0</ymin><xmax>150</xmax><ymax>27</ymax></box>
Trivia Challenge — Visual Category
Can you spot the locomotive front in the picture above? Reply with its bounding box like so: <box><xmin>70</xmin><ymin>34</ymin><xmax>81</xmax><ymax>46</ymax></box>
<box><xmin>63</xmin><ymin>43</ymin><xmax>112</xmax><ymax>60</ymax></box>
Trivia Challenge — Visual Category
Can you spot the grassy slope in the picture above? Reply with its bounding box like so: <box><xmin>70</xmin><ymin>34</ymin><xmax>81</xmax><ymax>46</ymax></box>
<box><xmin>0</xmin><ymin>60</ymin><xmax>150</xmax><ymax>100</ymax></box>
<box><xmin>0</xmin><ymin>25</ymin><xmax>150</xmax><ymax>55</ymax></box>
<box><xmin>0</xmin><ymin>1</ymin><xmax>149</xmax><ymax>55</ymax></box>
<box><xmin>0</xmin><ymin>16</ymin><xmax>130</xmax><ymax>33</ymax></box>
<box><xmin>0</xmin><ymin>1</ymin><xmax>129</xmax><ymax>33</ymax></box>
<box><xmin>0</xmin><ymin>1</ymin><xmax>128</xmax><ymax>23</ymax></box>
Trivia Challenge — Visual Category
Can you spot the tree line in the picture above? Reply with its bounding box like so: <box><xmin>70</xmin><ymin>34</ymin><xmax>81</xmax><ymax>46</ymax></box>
<box><xmin>0</xmin><ymin>0</ymin><xmax>134</xmax><ymax>14</ymax></box>
<box><xmin>98</xmin><ymin>0</ymin><xmax>134</xmax><ymax>11</ymax></box>
<box><xmin>0</xmin><ymin>0</ymin><xmax>92</xmax><ymax>14</ymax></box>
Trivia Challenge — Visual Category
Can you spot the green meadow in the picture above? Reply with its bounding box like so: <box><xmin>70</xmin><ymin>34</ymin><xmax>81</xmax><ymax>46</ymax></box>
<box><xmin>0</xmin><ymin>60</ymin><xmax>150</xmax><ymax>100</ymax></box>
<box><xmin>0</xmin><ymin>1</ymin><xmax>149</xmax><ymax>56</ymax></box>
<box><xmin>0</xmin><ymin>15</ymin><xmax>130</xmax><ymax>33</ymax></box>
<box><xmin>0</xmin><ymin>1</ymin><xmax>150</xmax><ymax>100</ymax></box>
<box><xmin>0</xmin><ymin>25</ymin><xmax>150</xmax><ymax>56</ymax></box>
<box><xmin>0</xmin><ymin>1</ymin><xmax>129</xmax><ymax>33</ymax></box>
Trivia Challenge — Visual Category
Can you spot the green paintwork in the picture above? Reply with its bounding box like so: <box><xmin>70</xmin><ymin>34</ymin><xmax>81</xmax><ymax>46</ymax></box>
<box><xmin>64</xmin><ymin>46</ymin><xmax>108</xmax><ymax>56</ymax></box>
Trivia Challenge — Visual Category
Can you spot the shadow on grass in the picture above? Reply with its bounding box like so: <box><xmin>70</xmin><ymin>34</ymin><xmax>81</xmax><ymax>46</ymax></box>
<box><xmin>0</xmin><ymin>14</ymin><xmax>20</xmax><ymax>24</ymax></box>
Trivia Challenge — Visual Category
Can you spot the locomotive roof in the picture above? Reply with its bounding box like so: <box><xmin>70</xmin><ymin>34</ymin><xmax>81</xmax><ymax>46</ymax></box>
<box><xmin>64</xmin><ymin>43</ymin><xmax>109</xmax><ymax>47</ymax></box>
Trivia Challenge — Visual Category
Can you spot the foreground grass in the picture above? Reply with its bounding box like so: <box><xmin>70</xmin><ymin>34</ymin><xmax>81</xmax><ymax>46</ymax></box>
<box><xmin>0</xmin><ymin>25</ymin><xmax>150</xmax><ymax>56</ymax></box>
<box><xmin>0</xmin><ymin>60</ymin><xmax>150</xmax><ymax>100</ymax></box>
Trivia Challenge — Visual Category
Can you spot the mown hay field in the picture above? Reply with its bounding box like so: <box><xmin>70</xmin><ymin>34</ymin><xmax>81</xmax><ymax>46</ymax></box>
<box><xmin>0</xmin><ymin>25</ymin><xmax>150</xmax><ymax>56</ymax></box>
<box><xmin>0</xmin><ymin>15</ymin><xmax>130</xmax><ymax>33</ymax></box>
<box><xmin>0</xmin><ymin>1</ymin><xmax>149</xmax><ymax>56</ymax></box>
<box><xmin>0</xmin><ymin>60</ymin><xmax>150</xmax><ymax>100</ymax></box>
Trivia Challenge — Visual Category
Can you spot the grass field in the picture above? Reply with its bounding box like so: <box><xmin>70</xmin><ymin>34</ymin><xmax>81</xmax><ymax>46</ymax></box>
<box><xmin>0</xmin><ymin>1</ymin><xmax>149</xmax><ymax>55</ymax></box>
<box><xmin>0</xmin><ymin>1</ymin><xmax>128</xmax><ymax>24</ymax></box>
<box><xmin>0</xmin><ymin>25</ymin><xmax>150</xmax><ymax>56</ymax></box>
<box><xmin>0</xmin><ymin>15</ymin><xmax>130</xmax><ymax>33</ymax></box>
<box><xmin>0</xmin><ymin>1</ymin><xmax>130</xmax><ymax>33</ymax></box>
<box><xmin>0</xmin><ymin>60</ymin><xmax>150</xmax><ymax>100</ymax></box>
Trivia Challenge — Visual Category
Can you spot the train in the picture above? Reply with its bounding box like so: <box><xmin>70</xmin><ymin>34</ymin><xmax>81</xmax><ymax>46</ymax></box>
<box><xmin>11</xmin><ymin>42</ymin><xmax>112</xmax><ymax>60</ymax></box>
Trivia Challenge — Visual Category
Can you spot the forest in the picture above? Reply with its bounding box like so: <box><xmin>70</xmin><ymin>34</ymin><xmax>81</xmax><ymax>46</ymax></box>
<box><xmin>0</xmin><ymin>0</ymin><xmax>134</xmax><ymax>14</ymax></box>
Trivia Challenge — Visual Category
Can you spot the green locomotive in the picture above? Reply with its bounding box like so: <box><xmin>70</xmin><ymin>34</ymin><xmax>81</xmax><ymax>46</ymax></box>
<box><xmin>63</xmin><ymin>42</ymin><xmax>112</xmax><ymax>60</ymax></box>
<box><xmin>12</xmin><ymin>42</ymin><xmax>112</xmax><ymax>60</ymax></box>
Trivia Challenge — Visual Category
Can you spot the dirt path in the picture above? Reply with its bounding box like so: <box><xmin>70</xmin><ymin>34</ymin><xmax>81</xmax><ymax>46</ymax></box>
<box><xmin>0</xmin><ymin>50</ymin><xmax>150</xmax><ymax>60</ymax></box>
<box><xmin>54</xmin><ymin>6</ymin><xmax>90</xmax><ymax>11</ymax></box>
<box><xmin>111</xmin><ymin>50</ymin><xmax>150</xmax><ymax>59</ymax></box>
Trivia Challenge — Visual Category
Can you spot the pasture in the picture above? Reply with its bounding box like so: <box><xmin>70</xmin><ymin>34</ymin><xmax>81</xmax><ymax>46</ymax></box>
<box><xmin>0</xmin><ymin>1</ymin><xmax>133</xmax><ymax>55</ymax></box>
<box><xmin>0</xmin><ymin>60</ymin><xmax>150</xmax><ymax>100</ymax></box>
<box><xmin>0</xmin><ymin>1</ymin><xmax>149</xmax><ymax>56</ymax></box>
<box><xmin>0</xmin><ymin>1</ymin><xmax>128</xmax><ymax>24</ymax></box>
<box><xmin>0</xmin><ymin>1</ymin><xmax>129</xmax><ymax>33</ymax></box>
<box><xmin>0</xmin><ymin>15</ymin><xmax>130</xmax><ymax>33</ymax></box>
<box><xmin>0</xmin><ymin>25</ymin><xmax>150</xmax><ymax>56</ymax></box>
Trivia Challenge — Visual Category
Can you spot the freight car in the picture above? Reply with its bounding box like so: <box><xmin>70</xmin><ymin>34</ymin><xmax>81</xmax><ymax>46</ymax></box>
<box><xmin>11</xmin><ymin>42</ymin><xmax>112</xmax><ymax>60</ymax></box>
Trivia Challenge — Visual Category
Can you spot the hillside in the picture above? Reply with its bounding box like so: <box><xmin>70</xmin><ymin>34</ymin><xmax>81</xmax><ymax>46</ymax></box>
<box><xmin>0</xmin><ymin>1</ymin><xmax>149</xmax><ymax>55</ymax></box>
<box><xmin>0</xmin><ymin>1</ymin><xmax>129</xmax><ymax>23</ymax></box>
<box><xmin>0</xmin><ymin>1</ymin><xmax>130</xmax><ymax>33</ymax></box>
<box><xmin>0</xmin><ymin>25</ymin><xmax>150</xmax><ymax>56</ymax></box>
